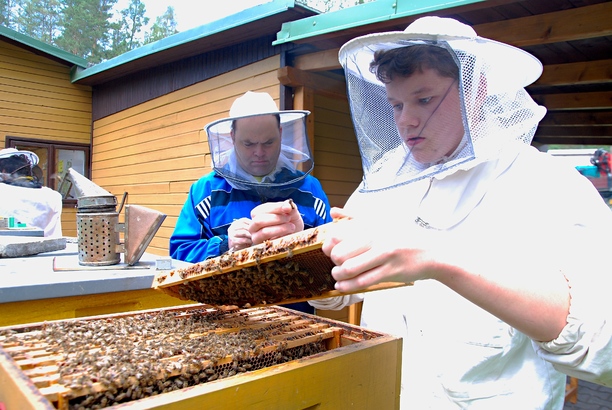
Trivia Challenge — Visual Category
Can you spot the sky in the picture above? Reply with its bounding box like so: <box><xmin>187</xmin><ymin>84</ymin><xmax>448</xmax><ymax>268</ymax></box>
<box><xmin>114</xmin><ymin>0</ymin><xmax>274</xmax><ymax>33</ymax></box>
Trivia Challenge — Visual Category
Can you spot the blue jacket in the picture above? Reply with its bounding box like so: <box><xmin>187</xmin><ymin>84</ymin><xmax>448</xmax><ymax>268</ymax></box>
<box><xmin>170</xmin><ymin>171</ymin><xmax>332</xmax><ymax>263</ymax></box>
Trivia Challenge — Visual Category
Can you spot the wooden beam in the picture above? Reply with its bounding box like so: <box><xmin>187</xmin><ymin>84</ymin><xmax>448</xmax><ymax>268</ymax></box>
<box><xmin>540</xmin><ymin>111</ymin><xmax>612</xmax><ymax>127</ymax></box>
<box><xmin>475</xmin><ymin>2</ymin><xmax>612</xmax><ymax>47</ymax></box>
<box><xmin>536</xmin><ymin>125</ymin><xmax>612</xmax><ymax>138</ymax></box>
<box><xmin>292</xmin><ymin>3</ymin><xmax>611</xmax><ymax>71</ymax></box>
<box><xmin>294</xmin><ymin>49</ymin><xmax>342</xmax><ymax>72</ymax></box>
<box><xmin>277</xmin><ymin>66</ymin><xmax>346</xmax><ymax>98</ymax></box>
<box><xmin>531</xmin><ymin>91</ymin><xmax>612</xmax><ymax>111</ymax></box>
<box><xmin>533</xmin><ymin>135</ymin><xmax>612</xmax><ymax>146</ymax></box>
<box><xmin>533</xmin><ymin>59</ymin><xmax>612</xmax><ymax>87</ymax></box>
<box><xmin>293</xmin><ymin>86</ymin><xmax>316</xmax><ymax>157</ymax></box>
<box><xmin>292</xmin><ymin>8</ymin><xmax>612</xmax><ymax>81</ymax></box>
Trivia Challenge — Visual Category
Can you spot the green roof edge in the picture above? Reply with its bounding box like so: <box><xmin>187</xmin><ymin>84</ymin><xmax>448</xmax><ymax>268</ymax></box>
<box><xmin>71</xmin><ymin>0</ymin><xmax>317</xmax><ymax>83</ymax></box>
<box><xmin>273</xmin><ymin>0</ymin><xmax>484</xmax><ymax>45</ymax></box>
<box><xmin>0</xmin><ymin>24</ymin><xmax>88</xmax><ymax>67</ymax></box>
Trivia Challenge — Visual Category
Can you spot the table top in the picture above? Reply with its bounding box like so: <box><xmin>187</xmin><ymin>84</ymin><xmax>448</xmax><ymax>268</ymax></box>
<box><xmin>0</xmin><ymin>227</ymin><xmax>44</xmax><ymax>237</ymax></box>
<box><xmin>0</xmin><ymin>240</ymin><xmax>190</xmax><ymax>304</ymax></box>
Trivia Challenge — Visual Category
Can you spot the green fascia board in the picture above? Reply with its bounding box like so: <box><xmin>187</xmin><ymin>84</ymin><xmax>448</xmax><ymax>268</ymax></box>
<box><xmin>71</xmin><ymin>0</ymin><xmax>313</xmax><ymax>83</ymax></box>
<box><xmin>0</xmin><ymin>24</ymin><xmax>87</xmax><ymax>68</ymax></box>
<box><xmin>274</xmin><ymin>0</ymin><xmax>484</xmax><ymax>45</ymax></box>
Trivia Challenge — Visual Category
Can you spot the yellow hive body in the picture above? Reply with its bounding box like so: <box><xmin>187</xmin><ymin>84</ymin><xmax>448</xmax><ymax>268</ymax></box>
<box><xmin>0</xmin><ymin>305</ymin><xmax>402</xmax><ymax>409</ymax></box>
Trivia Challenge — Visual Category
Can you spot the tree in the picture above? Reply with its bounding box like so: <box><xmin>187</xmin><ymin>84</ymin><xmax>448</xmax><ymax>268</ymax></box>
<box><xmin>15</xmin><ymin>0</ymin><xmax>62</xmax><ymax>44</ymax></box>
<box><xmin>144</xmin><ymin>6</ymin><xmax>176</xmax><ymax>45</ymax></box>
<box><xmin>0</xmin><ymin>0</ymin><xmax>16</xmax><ymax>28</ymax></box>
<box><xmin>55</xmin><ymin>0</ymin><xmax>117</xmax><ymax>64</ymax></box>
<box><xmin>5</xmin><ymin>0</ymin><xmax>367</xmax><ymax>64</ymax></box>
<box><xmin>120</xmin><ymin>0</ymin><xmax>148</xmax><ymax>50</ymax></box>
<box><xmin>105</xmin><ymin>0</ymin><xmax>148</xmax><ymax>59</ymax></box>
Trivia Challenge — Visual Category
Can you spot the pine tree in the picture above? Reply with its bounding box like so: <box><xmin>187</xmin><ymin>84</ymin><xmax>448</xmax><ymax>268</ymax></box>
<box><xmin>55</xmin><ymin>0</ymin><xmax>117</xmax><ymax>63</ymax></box>
<box><xmin>15</xmin><ymin>0</ymin><xmax>62</xmax><ymax>44</ymax></box>
<box><xmin>105</xmin><ymin>0</ymin><xmax>148</xmax><ymax>59</ymax></box>
<box><xmin>144</xmin><ymin>6</ymin><xmax>177</xmax><ymax>45</ymax></box>
<box><xmin>0</xmin><ymin>0</ymin><xmax>16</xmax><ymax>28</ymax></box>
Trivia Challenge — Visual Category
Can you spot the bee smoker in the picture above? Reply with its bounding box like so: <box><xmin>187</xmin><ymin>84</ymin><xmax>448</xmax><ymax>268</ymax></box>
<box><xmin>62</xmin><ymin>168</ymin><xmax>166</xmax><ymax>266</ymax></box>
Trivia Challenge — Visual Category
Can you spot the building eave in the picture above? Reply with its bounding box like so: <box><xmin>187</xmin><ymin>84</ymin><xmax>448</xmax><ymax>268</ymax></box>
<box><xmin>72</xmin><ymin>0</ymin><xmax>318</xmax><ymax>86</ymax></box>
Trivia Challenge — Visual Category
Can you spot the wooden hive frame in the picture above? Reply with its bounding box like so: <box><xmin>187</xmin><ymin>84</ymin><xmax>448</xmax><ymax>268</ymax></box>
<box><xmin>0</xmin><ymin>304</ymin><xmax>402</xmax><ymax>409</ymax></box>
<box><xmin>153</xmin><ymin>222</ymin><xmax>409</xmax><ymax>308</ymax></box>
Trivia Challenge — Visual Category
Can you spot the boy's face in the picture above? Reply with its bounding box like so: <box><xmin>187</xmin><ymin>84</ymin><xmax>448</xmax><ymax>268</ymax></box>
<box><xmin>385</xmin><ymin>68</ymin><xmax>464</xmax><ymax>164</ymax></box>
<box><xmin>231</xmin><ymin>115</ymin><xmax>282</xmax><ymax>177</ymax></box>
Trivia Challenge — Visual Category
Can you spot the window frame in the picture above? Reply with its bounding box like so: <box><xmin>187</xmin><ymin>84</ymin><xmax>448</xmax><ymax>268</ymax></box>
<box><xmin>5</xmin><ymin>136</ymin><xmax>91</xmax><ymax>207</ymax></box>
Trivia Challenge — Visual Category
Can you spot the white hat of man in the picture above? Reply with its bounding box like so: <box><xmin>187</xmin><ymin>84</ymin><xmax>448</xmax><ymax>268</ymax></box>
<box><xmin>204</xmin><ymin>91</ymin><xmax>314</xmax><ymax>191</ymax></box>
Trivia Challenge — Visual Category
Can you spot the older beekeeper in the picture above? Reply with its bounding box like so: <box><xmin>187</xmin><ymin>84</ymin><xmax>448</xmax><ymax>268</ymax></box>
<box><xmin>309</xmin><ymin>17</ymin><xmax>612</xmax><ymax>408</ymax></box>
<box><xmin>0</xmin><ymin>148</ymin><xmax>63</xmax><ymax>237</ymax></box>
<box><xmin>170</xmin><ymin>91</ymin><xmax>332</xmax><ymax>313</ymax></box>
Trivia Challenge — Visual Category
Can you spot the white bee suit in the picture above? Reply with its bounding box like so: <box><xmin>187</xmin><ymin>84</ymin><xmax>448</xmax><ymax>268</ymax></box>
<box><xmin>311</xmin><ymin>15</ymin><xmax>612</xmax><ymax>408</ymax></box>
<box><xmin>311</xmin><ymin>143</ymin><xmax>612</xmax><ymax>408</ymax></box>
<box><xmin>0</xmin><ymin>184</ymin><xmax>63</xmax><ymax>237</ymax></box>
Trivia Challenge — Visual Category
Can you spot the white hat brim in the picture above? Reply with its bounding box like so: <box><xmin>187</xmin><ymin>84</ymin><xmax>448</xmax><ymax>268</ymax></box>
<box><xmin>339</xmin><ymin>30</ymin><xmax>542</xmax><ymax>92</ymax></box>
<box><xmin>204</xmin><ymin>110</ymin><xmax>310</xmax><ymax>135</ymax></box>
<box><xmin>0</xmin><ymin>148</ymin><xmax>39</xmax><ymax>166</ymax></box>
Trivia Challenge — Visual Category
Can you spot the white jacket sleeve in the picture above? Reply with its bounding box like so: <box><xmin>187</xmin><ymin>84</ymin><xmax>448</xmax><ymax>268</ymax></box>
<box><xmin>533</xmin><ymin>280</ymin><xmax>612</xmax><ymax>387</ymax></box>
<box><xmin>308</xmin><ymin>294</ymin><xmax>363</xmax><ymax>310</ymax></box>
<box><xmin>532</xmin><ymin>174</ymin><xmax>612</xmax><ymax>387</ymax></box>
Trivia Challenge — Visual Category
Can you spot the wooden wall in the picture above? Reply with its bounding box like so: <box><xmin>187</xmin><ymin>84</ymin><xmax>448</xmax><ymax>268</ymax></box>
<box><xmin>310</xmin><ymin>94</ymin><xmax>362</xmax><ymax>325</ymax></box>
<box><xmin>312</xmin><ymin>94</ymin><xmax>362</xmax><ymax>208</ymax></box>
<box><xmin>91</xmin><ymin>56</ymin><xmax>282</xmax><ymax>256</ymax></box>
<box><xmin>0</xmin><ymin>40</ymin><xmax>92</xmax><ymax>237</ymax></box>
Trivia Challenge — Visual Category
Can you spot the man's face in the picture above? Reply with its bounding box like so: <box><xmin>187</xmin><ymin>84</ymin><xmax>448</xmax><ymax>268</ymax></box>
<box><xmin>231</xmin><ymin>115</ymin><xmax>282</xmax><ymax>177</ymax></box>
<box><xmin>385</xmin><ymin>68</ymin><xmax>464</xmax><ymax>164</ymax></box>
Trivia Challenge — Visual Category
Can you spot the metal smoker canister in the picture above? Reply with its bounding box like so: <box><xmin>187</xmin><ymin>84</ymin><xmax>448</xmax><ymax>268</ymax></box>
<box><xmin>76</xmin><ymin>195</ymin><xmax>121</xmax><ymax>266</ymax></box>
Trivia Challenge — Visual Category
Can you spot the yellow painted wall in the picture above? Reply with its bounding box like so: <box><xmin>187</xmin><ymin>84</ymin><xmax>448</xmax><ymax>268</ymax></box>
<box><xmin>0</xmin><ymin>40</ymin><xmax>92</xmax><ymax>236</ymax></box>
<box><xmin>91</xmin><ymin>57</ymin><xmax>363</xmax><ymax>259</ymax></box>
<box><xmin>91</xmin><ymin>56</ymin><xmax>282</xmax><ymax>256</ymax></box>
<box><xmin>312</xmin><ymin>94</ymin><xmax>362</xmax><ymax>208</ymax></box>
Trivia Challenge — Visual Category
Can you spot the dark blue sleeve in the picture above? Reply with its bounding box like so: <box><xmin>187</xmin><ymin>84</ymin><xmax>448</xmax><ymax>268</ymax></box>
<box><xmin>169</xmin><ymin>177</ymin><xmax>227</xmax><ymax>263</ymax></box>
<box><xmin>295</xmin><ymin>176</ymin><xmax>333</xmax><ymax>229</ymax></box>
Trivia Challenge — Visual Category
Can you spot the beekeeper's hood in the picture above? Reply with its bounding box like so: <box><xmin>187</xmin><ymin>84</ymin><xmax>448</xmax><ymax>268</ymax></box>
<box><xmin>205</xmin><ymin>91</ymin><xmax>313</xmax><ymax>196</ymax></box>
<box><xmin>340</xmin><ymin>16</ymin><xmax>547</xmax><ymax>192</ymax></box>
<box><xmin>0</xmin><ymin>148</ymin><xmax>39</xmax><ymax>167</ymax></box>
<box><xmin>0</xmin><ymin>148</ymin><xmax>41</xmax><ymax>188</ymax></box>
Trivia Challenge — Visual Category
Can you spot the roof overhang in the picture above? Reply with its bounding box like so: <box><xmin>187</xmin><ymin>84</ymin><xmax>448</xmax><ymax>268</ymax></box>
<box><xmin>273</xmin><ymin>0</ymin><xmax>484</xmax><ymax>46</ymax></box>
<box><xmin>0</xmin><ymin>25</ymin><xmax>87</xmax><ymax>68</ymax></box>
<box><xmin>72</xmin><ymin>0</ymin><xmax>318</xmax><ymax>86</ymax></box>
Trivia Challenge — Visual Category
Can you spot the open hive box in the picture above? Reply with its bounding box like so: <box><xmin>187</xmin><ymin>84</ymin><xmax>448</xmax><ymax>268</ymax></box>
<box><xmin>153</xmin><ymin>222</ymin><xmax>407</xmax><ymax>307</ymax></box>
<box><xmin>0</xmin><ymin>304</ymin><xmax>402</xmax><ymax>409</ymax></box>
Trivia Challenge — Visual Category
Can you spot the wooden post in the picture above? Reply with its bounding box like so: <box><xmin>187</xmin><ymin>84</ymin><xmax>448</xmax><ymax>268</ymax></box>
<box><xmin>293</xmin><ymin>86</ymin><xmax>316</xmax><ymax>173</ymax></box>
<box><xmin>565</xmin><ymin>377</ymin><xmax>578</xmax><ymax>403</ymax></box>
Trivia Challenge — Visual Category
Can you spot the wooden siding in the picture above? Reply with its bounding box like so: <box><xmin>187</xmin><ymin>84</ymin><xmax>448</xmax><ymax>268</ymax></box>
<box><xmin>61</xmin><ymin>207</ymin><xmax>78</xmax><ymax>237</ymax></box>
<box><xmin>91</xmin><ymin>56</ymin><xmax>282</xmax><ymax>256</ymax></box>
<box><xmin>312</xmin><ymin>93</ymin><xmax>361</xmax><ymax>208</ymax></box>
<box><xmin>0</xmin><ymin>39</ymin><xmax>92</xmax><ymax>236</ymax></box>
<box><xmin>0</xmin><ymin>41</ymin><xmax>91</xmax><ymax>144</ymax></box>
<box><xmin>91</xmin><ymin>35</ymin><xmax>295</xmax><ymax>121</ymax></box>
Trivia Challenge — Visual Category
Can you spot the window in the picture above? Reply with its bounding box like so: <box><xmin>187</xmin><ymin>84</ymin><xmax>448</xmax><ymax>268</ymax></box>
<box><xmin>5</xmin><ymin>137</ymin><xmax>90</xmax><ymax>205</ymax></box>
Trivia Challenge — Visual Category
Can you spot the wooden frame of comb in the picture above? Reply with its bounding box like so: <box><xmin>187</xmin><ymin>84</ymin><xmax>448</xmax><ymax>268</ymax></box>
<box><xmin>153</xmin><ymin>222</ymin><xmax>409</xmax><ymax>308</ymax></box>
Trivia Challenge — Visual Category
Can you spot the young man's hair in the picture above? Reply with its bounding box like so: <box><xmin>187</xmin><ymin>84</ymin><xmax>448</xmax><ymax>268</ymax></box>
<box><xmin>370</xmin><ymin>44</ymin><xmax>459</xmax><ymax>84</ymax></box>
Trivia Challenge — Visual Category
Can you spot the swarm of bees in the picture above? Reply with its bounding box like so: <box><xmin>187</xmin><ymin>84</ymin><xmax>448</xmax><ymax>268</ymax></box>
<box><xmin>175</xmin><ymin>252</ymin><xmax>337</xmax><ymax>307</ymax></box>
<box><xmin>155</xmin><ymin>226</ymin><xmax>338</xmax><ymax>308</ymax></box>
<box><xmin>0</xmin><ymin>306</ymin><xmax>338</xmax><ymax>409</ymax></box>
